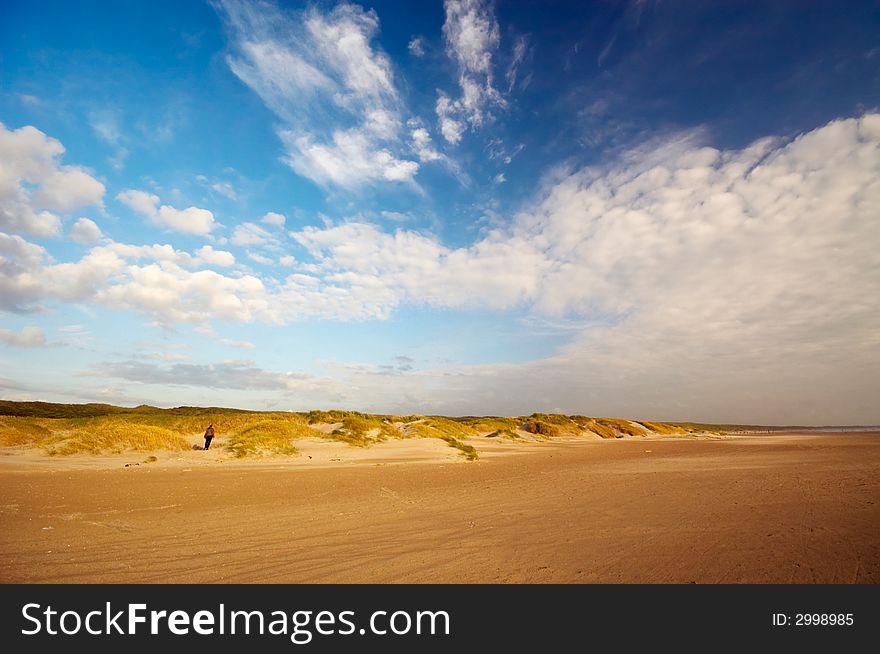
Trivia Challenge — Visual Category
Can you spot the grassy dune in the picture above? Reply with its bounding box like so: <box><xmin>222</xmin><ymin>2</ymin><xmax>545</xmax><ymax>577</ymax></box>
<box><xmin>0</xmin><ymin>402</ymin><xmax>733</xmax><ymax>461</ymax></box>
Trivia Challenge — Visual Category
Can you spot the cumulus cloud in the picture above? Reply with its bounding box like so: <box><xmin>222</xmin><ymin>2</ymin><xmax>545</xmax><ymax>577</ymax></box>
<box><xmin>117</xmin><ymin>189</ymin><xmax>215</xmax><ymax>235</ymax></box>
<box><xmin>0</xmin><ymin>232</ymin><xmax>48</xmax><ymax>312</ymax></box>
<box><xmin>3</xmin><ymin>115</ymin><xmax>878</xmax><ymax>421</ymax></box>
<box><xmin>293</xmin><ymin>114</ymin><xmax>880</xmax><ymax>422</ymax></box>
<box><xmin>435</xmin><ymin>0</ymin><xmax>505</xmax><ymax>143</ymax></box>
<box><xmin>261</xmin><ymin>211</ymin><xmax>286</xmax><ymax>227</ymax></box>
<box><xmin>0</xmin><ymin>122</ymin><xmax>105</xmax><ymax>237</ymax></box>
<box><xmin>217</xmin><ymin>0</ymin><xmax>419</xmax><ymax>188</ymax></box>
<box><xmin>231</xmin><ymin>221</ymin><xmax>274</xmax><ymax>247</ymax></box>
<box><xmin>246</xmin><ymin>251</ymin><xmax>273</xmax><ymax>265</ymax></box>
<box><xmin>0</xmin><ymin>326</ymin><xmax>46</xmax><ymax>347</ymax></box>
<box><xmin>0</xmin><ymin>234</ymin><xmax>274</xmax><ymax>323</ymax></box>
<box><xmin>195</xmin><ymin>245</ymin><xmax>236</xmax><ymax>267</ymax></box>
<box><xmin>69</xmin><ymin>217</ymin><xmax>102</xmax><ymax>244</ymax></box>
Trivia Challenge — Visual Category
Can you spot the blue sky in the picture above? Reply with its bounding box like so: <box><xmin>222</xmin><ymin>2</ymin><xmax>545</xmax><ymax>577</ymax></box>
<box><xmin>1</xmin><ymin>0</ymin><xmax>878</xmax><ymax>423</ymax></box>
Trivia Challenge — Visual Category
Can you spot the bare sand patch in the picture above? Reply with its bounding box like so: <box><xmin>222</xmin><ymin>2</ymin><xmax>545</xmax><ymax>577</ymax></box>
<box><xmin>0</xmin><ymin>432</ymin><xmax>877</xmax><ymax>583</ymax></box>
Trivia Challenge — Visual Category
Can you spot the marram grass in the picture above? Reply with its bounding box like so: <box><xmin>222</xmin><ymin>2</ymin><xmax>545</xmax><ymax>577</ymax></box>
<box><xmin>0</xmin><ymin>402</ymin><xmax>719</xmax><ymax>459</ymax></box>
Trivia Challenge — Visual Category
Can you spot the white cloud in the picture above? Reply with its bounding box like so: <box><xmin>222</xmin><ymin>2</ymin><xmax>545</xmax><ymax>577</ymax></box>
<box><xmin>444</xmin><ymin>0</ymin><xmax>499</xmax><ymax>77</ymax></box>
<box><xmin>277</xmin><ymin>115</ymin><xmax>880</xmax><ymax>421</ymax></box>
<box><xmin>261</xmin><ymin>211</ymin><xmax>286</xmax><ymax>227</ymax></box>
<box><xmin>89</xmin><ymin>110</ymin><xmax>121</xmax><ymax>145</ymax></box>
<box><xmin>218</xmin><ymin>0</ymin><xmax>418</xmax><ymax>188</ymax></box>
<box><xmin>69</xmin><ymin>217</ymin><xmax>102</xmax><ymax>243</ymax></box>
<box><xmin>0</xmin><ymin>233</ymin><xmax>275</xmax><ymax>324</ymax></box>
<box><xmin>3</xmin><ymin>115</ymin><xmax>878</xmax><ymax>421</ymax></box>
<box><xmin>506</xmin><ymin>36</ymin><xmax>527</xmax><ymax>92</ymax></box>
<box><xmin>278</xmin><ymin>255</ymin><xmax>296</xmax><ymax>266</ymax></box>
<box><xmin>231</xmin><ymin>221</ymin><xmax>274</xmax><ymax>247</ymax></box>
<box><xmin>211</xmin><ymin>181</ymin><xmax>237</xmax><ymax>200</ymax></box>
<box><xmin>435</xmin><ymin>0</ymin><xmax>505</xmax><ymax>143</ymax></box>
<box><xmin>117</xmin><ymin>189</ymin><xmax>215</xmax><ymax>235</ymax></box>
<box><xmin>221</xmin><ymin>338</ymin><xmax>256</xmax><ymax>350</ymax></box>
<box><xmin>0</xmin><ymin>232</ymin><xmax>49</xmax><ymax>311</ymax></box>
<box><xmin>436</xmin><ymin>94</ymin><xmax>465</xmax><ymax>145</ymax></box>
<box><xmin>0</xmin><ymin>326</ymin><xmax>46</xmax><ymax>347</ymax></box>
<box><xmin>408</xmin><ymin>36</ymin><xmax>426</xmax><ymax>57</ymax></box>
<box><xmin>17</xmin><ymin>94</ymin><xmax>41</xmax><ymax>106</ymax></box>
<box><xmin>280</xmin><ymin>129</ymin><xmax>419</xmax><ymax>187</ymax></box>
<box><xmin>380</xmin><ymin>211</ymin><xmax>411</xmax><ymax>222</ymax></box>
<box><xmin>411</xmin><ymin>127</ymin><xmax>443</xmax><ymax>162</ymax></box>
<box><xmin>246</xmin><ymin>251</ymin><xmax>273</xmax><ymax>265</ymax></box>
<box><xmin>146</xmin><ymin>352</ymin><xmax>188</xmax><ymax>362</ymax></box>
<box><xmin>195</xmin><ymin>245</ymin><xmax>236</xmax><ymax>267</ymax></box>
<box><xmin>0</xmin><ymin>123</ymin><xmax>105</xmax><ymax>237</ymax></box>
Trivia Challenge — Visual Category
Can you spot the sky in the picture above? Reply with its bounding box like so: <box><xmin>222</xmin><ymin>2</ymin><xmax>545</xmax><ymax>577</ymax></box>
<box><xmin>0</xmin><ymin>0</ymin><xmax>878</xmax><ymax>424</ymax></box>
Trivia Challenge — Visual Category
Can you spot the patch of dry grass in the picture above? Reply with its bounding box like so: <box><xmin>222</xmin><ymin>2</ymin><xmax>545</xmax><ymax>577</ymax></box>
<box><xmin>596</xmin><ymin>418</ymin><xmax>646</xmax><ymax>437</ymax></box>
<box><xmin>462</xmin><ymin>417</ymin><xmax>521</xmax><ymax>434</ymax></box>
<box><xmin>48</xmin><ymin>418</ymin><xmax>190</xmax><ymax>455</ymax></box>
<box><xmin>330</xmin><ymin>415</ymin><xmax>399</xmax><ymax>447</ymax></box>
<box><xmin>405</xmin><ymin>422</ymin><xmax>479</xmax><ymax>460</ymax></box>
<box><xmin>224</xmin><ymin>419</ymin><xmax>312</xmax><ymax>458</ymax></box>
<box><xmin>637</xmin><ymin>421</ymin><xmax>687</xmax><ymax>435</ymax></box>
<box><xmin>0</xmin><ymin>416</ymin><xmax>53</xmax><ymax>446</ymax></box>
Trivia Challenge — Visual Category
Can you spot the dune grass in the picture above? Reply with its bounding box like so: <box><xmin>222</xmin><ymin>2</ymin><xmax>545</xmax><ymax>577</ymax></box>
<box><xmin>462</xmin><ymin>417</ymin><xmax>521</xmax><ymax>434</ymax></box>
<box><xmin>330</xmin><ymin>415</ymin><xmax>399</xmax><ymax>447</ymax></box>
<box><xmin>487</xmin><ymin>427</ymin><xmax>521</xmax><ymax>440</ymax></box>
<box><xmin>520</xmin><ymin>413</ymin><xmax>584</xmax><ymax>438</ymax></box>
<box><xmin>224</xmin><ymin>419</ymin><xmax>315</xmax><ymax>458</ymax></box>
<box><xmin>47</xmin><ymin>418</ymin><xmax>190</xmax><ymax>455</ymax></box>
<box><xmin>0</xmin><ymin>416</ymin><xmax>54</xmax><ymax>446</ymax></box>
<box><xmin>0</xmin><ymin>401</ymin><xmax>749</xmax><ymax>458</ymax></box>
<box><xmin>637</xmin><ymin>420</ymin><xmax>687</xmax><ymax>435</ymax></box>
<box><xmin>405</xmin><ymin>421</ymin><xmax>479</xmax><ymax>460</ymax></box>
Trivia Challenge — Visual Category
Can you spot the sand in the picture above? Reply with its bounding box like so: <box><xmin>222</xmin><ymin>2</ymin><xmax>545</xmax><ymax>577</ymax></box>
<box><xmin>0</xmin><ymin>431</ymin><xmax>877</xmax><ymax>583</ymax></box>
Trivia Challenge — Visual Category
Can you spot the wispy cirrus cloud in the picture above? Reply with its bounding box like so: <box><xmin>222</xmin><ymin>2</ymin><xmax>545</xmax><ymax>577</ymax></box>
<box><xmin>215</xmin><ymin>0</ymin><xmax>421</xmax><ymax>188</ymax></box>
<box><xmin>436</xmin><ymin>0</ymin><xmax>505</xmax><ymax>144</ymax></box>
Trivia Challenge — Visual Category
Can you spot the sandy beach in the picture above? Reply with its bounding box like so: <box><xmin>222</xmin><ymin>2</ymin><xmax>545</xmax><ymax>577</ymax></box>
<box><xmin>1</xmin><ymin>431</ymin><xmax>877</xmax><ymax>584</ymax></box>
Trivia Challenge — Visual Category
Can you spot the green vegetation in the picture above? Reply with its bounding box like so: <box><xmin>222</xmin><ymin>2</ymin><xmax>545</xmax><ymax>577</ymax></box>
<box><xmin>0</xmin><ymin>401</ymin><xmax>761</xmax><ymax>459</ymax></box>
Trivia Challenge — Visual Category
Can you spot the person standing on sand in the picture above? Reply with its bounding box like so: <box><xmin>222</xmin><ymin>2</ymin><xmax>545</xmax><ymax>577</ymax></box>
<box><xmin>203</xmin><ymin>424</ymin><xmax>215</xmax><ymax>450</ymax></box>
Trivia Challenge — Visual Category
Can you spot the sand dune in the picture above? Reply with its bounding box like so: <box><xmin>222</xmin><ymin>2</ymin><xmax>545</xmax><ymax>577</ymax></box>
<box><xmin>1</xmin><ymin>432</ymin><xmax>877</xmax><ymax>583</ymax></box>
